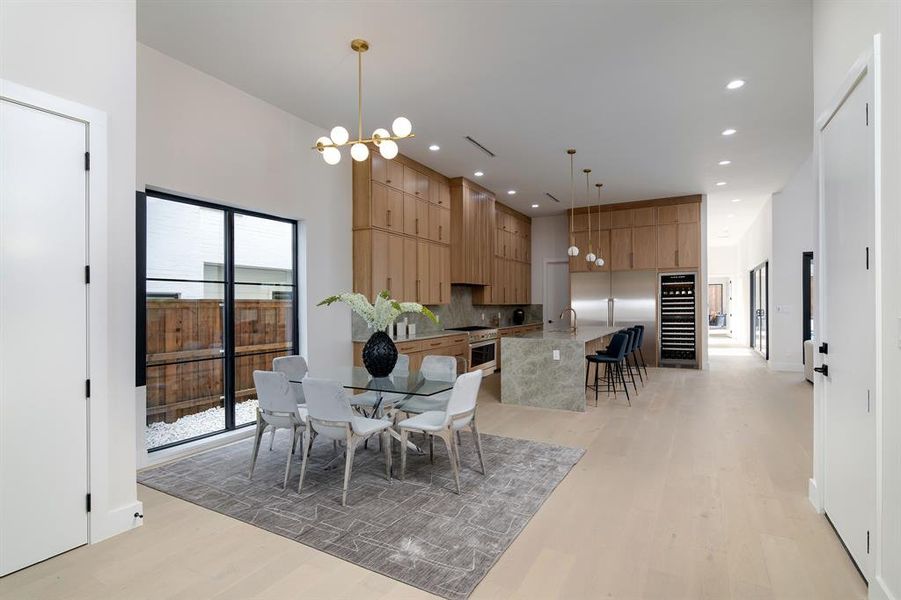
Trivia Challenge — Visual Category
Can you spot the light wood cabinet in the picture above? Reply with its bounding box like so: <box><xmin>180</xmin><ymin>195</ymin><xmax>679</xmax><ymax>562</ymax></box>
<box><xmin>632</xmin><ymin>225</ymin><xmax>657</xmax><ymax>270</ymax></box>
<box><xmin>611</xmin><ymin>209</ymin><xmax>632</xmax><ymax>229</ymax></box>
<box><xmin>610</xmin><ymin>228</ymin><xmax>632</xmax><ymax>271</ymax></box>
<box><xmin>677</xmin><ymin>222</ymin><xmax>700</xmax><ymax>268</ymax></box>
<box><xmin>450</xmin><ymin>178</ymin><xmax>495</xmax><ymax>285</ymax></box>
<box><xmin>353</xmin><ymin>154</ymin><xmax>451</xmax><ymax>304</ymax></box>
<box><xmin>656</xmin><ymin>223</ymin><xmax>678</xmax><ymax>268</ymax></box>
<box><xmin>568</xmin><ymin>231</ymin><xmax>590</xmax><ymax>273</ymax></box>
<box><xmin>632</xmin><ymin>207</ymin><xmax>656</xmax><ymax>227</ymax></box>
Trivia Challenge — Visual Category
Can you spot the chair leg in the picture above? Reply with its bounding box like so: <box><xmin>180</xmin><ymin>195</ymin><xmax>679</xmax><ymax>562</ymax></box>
<box><xmin>593</xmin><ymin>361</ymin><xmax>600</xmax><ymax>406</ymax></box>
<box><xmin>443</xmin><ymin>432</ymin><xmax>461</xmax><ymax>494</ymax></box>
<box><xmin>282</xmin><ymin>429</ymin><xmax>293</xmax><ymax>490</ymax></box>
<box><xmin>585</xmin><ymin>359</ymin><xmax>590</xmax><ymax>389</ymax></box>
<box><xmin>618</xmin><ymin>362</ymin><xmax>632</xmax><ymax>406</ymax></box>
<box><xmin>382</xmin><ymin>431</ymin><xmax>392</xmax><ymax>481</ymax></box>
<box><xmin>342</xmin><ymin>435</ymin><xmax>356</xmax><ymax>507</ymax></box>
<box><xmin>625</xmin><ymin>355</ymin><xmax>638</xmax><ymax>392</ymax></box>
<box><xmin>297</xmin><ymin>428</ymin><xmax>311</xmax><ymax>493</ymax></box>
<box><xmin>638</xmin><ymin>347</ymin><xmax>649</xmax><ymax>378</ymax></box>
<box><xmin>269</xmin><ymin>426</ymin><xmax>276</xmax><ymax>451</ymax></box>
<box><xmin>429</xmin><ymin>436</ymin><xmax>434</xmax><ymax>464</ymax></box>
<box><xmin>249</xmin><ymin>414</ymin><xmax>266</xmax><ymax>479</ymax></box>
<box><xmin>471</xmin><ymin>420</ymin><xmax>487</xmax><ymax>475</ymax></box>
<box><xmin>632</xmin><ymin>353</ymin><xmax>644</xmax><ymax>385</ymax></box>
<box><xmin>400</xmin><ymin>429</ymin><xmax>408</xmax><ymax>480</ymax></box>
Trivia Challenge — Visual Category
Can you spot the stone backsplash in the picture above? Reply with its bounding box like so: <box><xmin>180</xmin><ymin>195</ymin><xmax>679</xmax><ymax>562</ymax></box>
<box><xmin>352</xmin><ymin>285</ymin><xmax>543</xmax><ymax>340</ymax></box>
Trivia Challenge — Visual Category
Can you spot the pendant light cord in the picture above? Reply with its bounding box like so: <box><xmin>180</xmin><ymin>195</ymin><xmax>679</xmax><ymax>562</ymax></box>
<box><xmin>357</xmin><ymin>48</ymin><xmax>363</xmax><ymax>142</ymax></box>
<box><xmin>569</xmin><ymin>152</ymin><xmax>575</xmax><ymax>246</ymax></box>
<box><xmin>585</xmin><ymin>170</ymin><xmax>592</xmax><ymax>254</ymax></box>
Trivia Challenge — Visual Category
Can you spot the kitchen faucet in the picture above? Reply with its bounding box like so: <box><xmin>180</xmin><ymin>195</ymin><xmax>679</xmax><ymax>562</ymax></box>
<box><xmin>559</xmin><ymin>307</ymin><xmax>577</xmax><ymax>332</ymax></box>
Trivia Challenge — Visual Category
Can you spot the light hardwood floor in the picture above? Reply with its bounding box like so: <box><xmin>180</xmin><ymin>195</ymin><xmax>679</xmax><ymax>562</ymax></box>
<box><xmin>0</xmin><ymin>338</ymin><xmax>867</xmax><ymax>599</ymax></box>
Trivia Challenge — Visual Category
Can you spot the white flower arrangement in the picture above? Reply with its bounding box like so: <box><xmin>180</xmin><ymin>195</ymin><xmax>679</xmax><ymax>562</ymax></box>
<box><xmin>318</xmin><ymin>290</ymin><xmax>438</xmax><ymax>332</ymax></box>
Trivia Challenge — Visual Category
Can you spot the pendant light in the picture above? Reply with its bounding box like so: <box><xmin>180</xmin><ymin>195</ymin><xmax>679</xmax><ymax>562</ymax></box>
<box><xmin>594</xmin><ymin>183</ymin><xmax>606</xmax><ymax>267</ymax></box>
<box><xmin>313</xmin><ymin>39</ymin><xmax>414</xmax><ymax>165</ymax></box>
<box><xmin>583</xmin><ymin>169</ymin><xmax>597</xmax><ymax>263</ymax></box>
<box><xmin>566</xmin><ymin>149</ymin><xmax>579</xmax><ymax>257</ymax></box>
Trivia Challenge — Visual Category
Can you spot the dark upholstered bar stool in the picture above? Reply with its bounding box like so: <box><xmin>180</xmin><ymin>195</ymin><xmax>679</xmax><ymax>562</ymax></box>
<box><xmin>619</xmin><ymin>328</ymin><xmax>640</xmax><ymax>392</ymax></box>
<box><xmin>585</xmin><ymin>332</ymin><xmax>631</xmax><ymax>406</ymax></box>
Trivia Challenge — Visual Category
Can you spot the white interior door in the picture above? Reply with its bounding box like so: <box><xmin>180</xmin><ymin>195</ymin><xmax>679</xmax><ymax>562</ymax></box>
<box><xmin>0</xmin><ymin>98</ymin><xmax>89</xmax><ymax>575</ymax></box>
<box><xmin>544</xmin><ymin>260</ymin><xmax>570</xmax><ymax>326</ymax></box>
<box><xmin>821</xmin><ymin>68</ymin><xmax>875</xmax><ymax>578</ymax></box>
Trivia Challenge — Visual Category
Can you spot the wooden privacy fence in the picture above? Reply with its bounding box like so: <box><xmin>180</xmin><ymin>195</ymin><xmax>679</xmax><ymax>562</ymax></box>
<box><xmin>146</xmin><ymin>299</ymin><xmax>293</xmax><ymax>425</ymax></box>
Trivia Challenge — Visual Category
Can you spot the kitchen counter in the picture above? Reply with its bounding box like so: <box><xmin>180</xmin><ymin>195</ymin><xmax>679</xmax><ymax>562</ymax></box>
<box><xmin>500</xmin><ymin>325</ymin><xmax>628</xmax><ymax>412</ymax></box>
<box><xmin>352</xmin><ymin>330</ymin><xmax>462</xmax><ymax>344</ymax></box>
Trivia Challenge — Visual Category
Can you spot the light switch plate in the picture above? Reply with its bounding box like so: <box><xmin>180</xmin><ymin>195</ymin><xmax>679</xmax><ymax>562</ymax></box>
<box><xmin>553</xmin><ymin>349</ymin><xmax>560</xmax><ymax>360</ymax></box>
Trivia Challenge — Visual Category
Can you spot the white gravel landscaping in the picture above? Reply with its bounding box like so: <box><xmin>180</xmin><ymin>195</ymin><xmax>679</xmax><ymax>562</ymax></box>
<box><xmin>146</xmin><ymin>398</ymin><xmax>259</xmax><ymax>449</ymax></box>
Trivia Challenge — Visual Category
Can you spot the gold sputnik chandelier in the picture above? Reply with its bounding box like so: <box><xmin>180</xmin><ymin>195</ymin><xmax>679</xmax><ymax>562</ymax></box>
<box><xmin>314</xmin><ymin>39</ymin><xmax>414</xmax><ymax>165</ymax></box>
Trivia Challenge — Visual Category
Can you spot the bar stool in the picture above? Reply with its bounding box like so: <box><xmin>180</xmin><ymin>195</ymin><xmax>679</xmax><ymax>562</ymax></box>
<box><xmin>633</xmin><ymin>324</ymin><xmax>649</xmax><ymax>379</ymax></box>
<box><xmin>625</xmin><ymin>326</ymin><xmax>644</xmax><ymax>387</ymax></box>
<box><xmin>585</xmin><ymin>332</ymin><xmax>631</xmax><ymax>406</ymax></box>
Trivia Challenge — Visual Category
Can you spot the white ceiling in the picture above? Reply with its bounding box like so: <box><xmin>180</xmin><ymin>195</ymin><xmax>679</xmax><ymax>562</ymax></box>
<box><xmin>137</xmin><ymin>0</ymin><xmax>812</xmax><ymax>245</ymax></box>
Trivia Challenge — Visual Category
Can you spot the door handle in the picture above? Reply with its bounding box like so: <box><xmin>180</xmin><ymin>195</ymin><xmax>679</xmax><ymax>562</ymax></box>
<box><xmin>814</xmin><ymin>364</ymin><xmax>829</xmax><ymax>377</ymax></box>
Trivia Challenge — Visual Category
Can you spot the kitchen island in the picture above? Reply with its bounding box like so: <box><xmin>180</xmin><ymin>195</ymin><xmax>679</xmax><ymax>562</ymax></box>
<box><xmin>500</xmin><ymin>325</ymin><xmax>625</xmax><ymax>412</ymax></box>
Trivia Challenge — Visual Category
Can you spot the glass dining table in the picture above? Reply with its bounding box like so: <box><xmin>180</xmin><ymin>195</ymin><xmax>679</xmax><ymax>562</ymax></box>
<box><xmin>289</xmin><ymin>366</ymin><xmax>454</xmax><ymax>450</ymax></box>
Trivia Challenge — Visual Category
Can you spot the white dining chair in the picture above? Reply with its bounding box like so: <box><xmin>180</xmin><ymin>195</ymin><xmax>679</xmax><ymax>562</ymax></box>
<box><xmin>349</xmin><ymin>354</ymin><xmax>410</xmax><ymax>415</ymax></box>
<box><xmin>299</xmin><ymin>377</ymin><xmax>393</xmax><ymax>506</ymax></box>
<box><xmin>395</xmin><ymin>354</ymin><xmax>456</xmax><ymax>415</ymax></box>
<box><xmin>397</xmin><ymin>369</ymin><xmax>486</xmax><ymax>494</ymax></box>
<box><xmin>270</xmin><ymin>355</ymin><xmax>308</xmax><ymax>450</ymax></box>
<box><xmin>249</xmin><ymin>370</ymin><xmax>309</xmax><ymax>489</ymax></box>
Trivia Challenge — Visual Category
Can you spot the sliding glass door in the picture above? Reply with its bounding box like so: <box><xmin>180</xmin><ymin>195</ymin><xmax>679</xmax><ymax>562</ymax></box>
<box><xmin>140</xmin><ymin>192</ymin><xmax>298</xmax><ymax>450</ymax></box>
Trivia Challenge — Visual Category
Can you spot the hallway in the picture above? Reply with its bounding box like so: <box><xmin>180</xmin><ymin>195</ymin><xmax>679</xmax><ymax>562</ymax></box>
<box><xmin>0</xmin><ymin>344</ymin><xmax>866</xmax><ymax>599</ymax></box>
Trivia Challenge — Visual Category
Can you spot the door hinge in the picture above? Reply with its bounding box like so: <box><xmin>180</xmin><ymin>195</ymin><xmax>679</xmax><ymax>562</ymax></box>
<box><xmin>84</xmin><ymin>265</ymin><xmax>90</xmax><ymax>284</ymax></box>
<box><xmin>85</xmin><ymin>379</ymin><xmax>91</xmax><ymax>398</ymax></box>
<box><xmin>867</xmin><ymin>530</ymin><xmax>870</xmax><ymax>553</ymax></box>
<box><xmin>866</xmin><ymin>247</ymin><xmax>870</xmax><ymax>270</ymax></box>
<box><xmin>84</xmin><ymin>152</ymin><xmax>90</xmax><ymax>171</ymax></box>
<box><xmin>865</xmin><ymin>103</ymin><xmax>869</xmax><ymax>126</ymax></box>
<box><xmin>86</xmin><ymin>493</ymin><xmax>92</xmax><ymax>513</ymax></box>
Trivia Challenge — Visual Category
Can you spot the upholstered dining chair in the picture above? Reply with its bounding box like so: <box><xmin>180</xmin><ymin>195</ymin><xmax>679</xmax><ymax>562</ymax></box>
<box><xmin>299</xmin><ymin>377</ymin><xmax>393</xmax><ymax>506</ymax></box>
<box><xmin>271</xmin><ymin>355</ymin><xmax>308</xmax><ymax>450</ymax></box>
<box><xmin>249</xmin><ymin>370</ymin><xmax>309</xmax><ymax>489</ymax></box>
<box><xmin>396</xmin><ymin>370</ymin><xmax>485</xmax><ymax>494</ymax></box>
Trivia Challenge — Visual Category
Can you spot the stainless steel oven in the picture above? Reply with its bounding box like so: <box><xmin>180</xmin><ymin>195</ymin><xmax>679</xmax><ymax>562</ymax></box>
<box><xmin>445</xmin><ymin>326</ymin><xmax>498</xmax><ymax>374</ymax></box>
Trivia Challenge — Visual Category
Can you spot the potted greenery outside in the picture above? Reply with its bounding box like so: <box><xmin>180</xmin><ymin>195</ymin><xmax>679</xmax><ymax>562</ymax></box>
<box><xmin>318</xmin><ymin>291</ymin><xmax>438</xmax><ymax>377</ymax></box>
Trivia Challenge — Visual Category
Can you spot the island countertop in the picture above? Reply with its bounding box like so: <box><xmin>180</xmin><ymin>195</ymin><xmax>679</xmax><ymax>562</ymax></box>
<box><xmin>509</xmin><ymin>324</ymin><xmax>625</xmax><ymax>343</ymax></box>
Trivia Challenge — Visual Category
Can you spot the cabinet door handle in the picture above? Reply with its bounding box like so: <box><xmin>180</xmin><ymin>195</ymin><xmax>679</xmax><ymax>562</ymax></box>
<box><xmin>439</xmin><ymin>282</ymin><xmax>443</xmax><ymax>302</ymax></box>
<box><xmin>386</xmin><ymin>209</ymin><xmax>392</xmax><ymax>227</ymax></box>
<box><xmin>415</xmin><ymin>218</ymin><xmax>419</xmax><ymax>234</ymax></box>
<box><xmin>630</xmin><ymin>252</ymin><xmax>634</xmax><ymax>269</ymax></box>
<box><xmin>416</xmin><ymin>279</ymin><xmax>420</xmax><ymax>301</ymax></box>
<box><xmin>387</xmin><ymin>277</ymin><xmax>392</xmax><ymax>293</ymax></box>
<box><xmin>439</xmin><ymin>225</ymin><xmax>443</xmax><ymax>240</ymax></box>
<box><xmin>675</xmin><ymin>249</ymin><xmax>679</xmax><ymax>265</ymax></box>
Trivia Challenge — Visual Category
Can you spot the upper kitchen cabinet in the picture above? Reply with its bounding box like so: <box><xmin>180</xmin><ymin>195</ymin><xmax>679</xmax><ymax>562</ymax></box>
<box><xmin>473</xmin><ymin>200</ymin><xmax>532</xmax><ymax>305</ymax></box>
<box><xmin>656</xmin><ymin>199</ymin><xmax>700</xmax><ymax>224</ymax></box>
<box><xmin>353</xmin><ymin>153</ymin><xmax>451</xmax><ymax>304</ymax></box>
<box><xmin>450</xmin><ymin>177</ymin><xmax>495</xmax><ymax>285</ymax></box>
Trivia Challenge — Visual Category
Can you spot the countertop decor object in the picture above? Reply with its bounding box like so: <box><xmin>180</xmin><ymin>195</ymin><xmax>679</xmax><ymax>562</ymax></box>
<box><xmin>313</xmin><ymin>39</ymin><xmax>414</xmax><ymax>165</ymax></box>
<box><xmin>512</xmin><ymin>308</ymin><xmax>525</xmax><ymax>325</ymax></box>
<box><xmin>318</xmin><ymin>291</ymin><xmax>437</xmax><ymax>377</ymax></box>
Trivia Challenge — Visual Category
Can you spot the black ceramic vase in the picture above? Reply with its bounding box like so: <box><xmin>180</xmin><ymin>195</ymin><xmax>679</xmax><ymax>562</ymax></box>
<box><xmin>361</xmin><ymin>330</ymin><xmax>398</xmax><ymax>378</ymax></box>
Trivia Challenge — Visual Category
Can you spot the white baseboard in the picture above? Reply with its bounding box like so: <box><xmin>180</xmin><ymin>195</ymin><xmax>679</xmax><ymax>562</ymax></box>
<box><xmin>768</xmin><ymin>361</ymin><xmax>805</xmax><ymax>372</ymax></box>
<box><xmin>91</xmin><ymin>500</ymin><xmax>144</xmax><ymax>544</ymax></box>
<box><xmin>871</xmin><ymin>576</ymin><xmax>897</xmax><ymax>600</ymax></box>
<box><xmin>808</xmin><ymin>478</ymin><xmax>824</xmax><ymax>513</ymax></box>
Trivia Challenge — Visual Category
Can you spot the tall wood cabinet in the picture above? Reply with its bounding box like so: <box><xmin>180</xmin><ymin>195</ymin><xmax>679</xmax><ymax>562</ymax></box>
<box><xmin>353</xmin><ymin>152</ymin><xmax>452</xmax><ymax>304</ymax></box>
<box><xmin>449</xmin><ymin>178</ymin><xmax>495</xmax><ymax>285</ymax></box>
<box><xmin>473</xmin><ymin>202</ymin><xmax>532</xmax><ymax>305</ymax></box>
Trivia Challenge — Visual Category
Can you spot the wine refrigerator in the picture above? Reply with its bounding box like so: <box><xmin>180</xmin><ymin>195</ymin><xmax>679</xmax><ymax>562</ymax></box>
<box><xmin>659</xmin><ymin>272</ymin><xmax>698</xmax><ymax>368</ymax></box>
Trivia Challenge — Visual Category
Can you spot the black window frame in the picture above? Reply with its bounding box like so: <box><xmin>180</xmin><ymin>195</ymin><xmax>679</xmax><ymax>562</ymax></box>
<box><xmin>136</xmin><ymin>190</ymin><xmax>299</xmax><ymax>451</ymax></box>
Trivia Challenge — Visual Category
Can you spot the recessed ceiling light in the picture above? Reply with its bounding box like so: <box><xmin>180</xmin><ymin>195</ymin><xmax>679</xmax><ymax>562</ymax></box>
<box><xmin>732</xmin><ymin>198</ymin><xmax>742</xmax><ymax>203</ymax></box>
<box><xmin>531</xmin><ymin>203</ymin><xmax>539</xmax><ymax>208</ymax></box>
<box><xmin>474</xmin><ymin>171</ymin><xmax>484</xmax><ymax>177</ymax></box>
<box><xmin>718</xmin><ymin>160</ymin><xmax>731</xmax><ymax>166</ymax></box>
<box><xmin>507</xmin><ymin>190</ymin><xmax>516</xmax><ymax>195</ymax></box>
<box><xmin>716</xmin><ymin>181</ymin><xmax>727</xmax><ymax>186</ymax></box>
<box><xmin>722</xmin><ymin>128</ymin><xmax>737</xmax><ymax>136</ymax></box>
<box><xmin>726</xmin><ymin>79</ymin><xmax>746</xmax><ymax>90</ymax></box>
<box><xmin>428</xmin><ymin>144</ymin><xmax>440</xmax><ymax>151</ymax></box>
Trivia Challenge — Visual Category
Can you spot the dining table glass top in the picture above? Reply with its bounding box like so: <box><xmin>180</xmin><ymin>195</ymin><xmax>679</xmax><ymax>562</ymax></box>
<box><xmin>291</xmin><ymin>366</ymin><xmax>454</xmax><ymax>397</ymax></box>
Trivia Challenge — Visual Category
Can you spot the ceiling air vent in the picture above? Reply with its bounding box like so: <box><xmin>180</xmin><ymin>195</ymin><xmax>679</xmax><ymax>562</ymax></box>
<box><xmin>545</xmin><ymin>192</ymin><xmax>561</xmax><ymax>203</ymax></box>
<box><xmin>464</xmin><ymin>136</ymin><xmax>496</xmax><ymax>157</ymax></box>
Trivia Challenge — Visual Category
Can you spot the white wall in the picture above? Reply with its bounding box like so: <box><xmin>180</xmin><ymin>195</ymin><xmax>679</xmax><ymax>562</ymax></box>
<box><xmin>137</xmin><ymin>45</ymin><xmax>353</xmax><ymax>463</ymax></box>
<box><xmin>732</xmin><ymin>197</ymin><xmax>773</xmax><ymax>348</ymax></box>
<box><xmin>770</xmin><ymin>154</ymin><xmax>816</xmax><ymax>371</ymax></box>
<box><xmin>812</xmin><ymin>3</ymin><xmax>901</xmax><ymax>598</ymax></box>
<box><xmin>0</xmin><ymin>1</ymin><xmax>140</xmax><ymax>541</ymax></box>
<box><xmin>530</xmin><ymin>214</ymin><xmax>570</xmax><ymax>304</ymax></box>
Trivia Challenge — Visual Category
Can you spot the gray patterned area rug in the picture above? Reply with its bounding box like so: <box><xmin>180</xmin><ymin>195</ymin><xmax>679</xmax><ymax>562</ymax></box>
<box><xmin>138</xmin><ymin>431</ymin><xmax>583</xmax><ymax>599</ymax></box>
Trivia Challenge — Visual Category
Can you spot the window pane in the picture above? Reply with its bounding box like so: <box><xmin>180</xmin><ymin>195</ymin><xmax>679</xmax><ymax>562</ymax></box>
<box><xmin>233</xmin><ymin>214</ymin><xmax>293</xmax><ymax>284</ymax></box>
<box><xmin>145</xmin><ymin>284</ymin><xmax>225</xmax><ymax>449</ymax></box>
<box><xmin>146</xmin><ymin>196</ymin><xmax>225</xmax><ymax>281</ymax></box>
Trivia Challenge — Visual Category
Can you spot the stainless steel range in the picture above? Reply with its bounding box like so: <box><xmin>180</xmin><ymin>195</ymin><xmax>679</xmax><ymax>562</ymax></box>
<box><xmin>445</xmin><ymin>326</ymin><xmax>498</xmax><ymax>373</ymax></box>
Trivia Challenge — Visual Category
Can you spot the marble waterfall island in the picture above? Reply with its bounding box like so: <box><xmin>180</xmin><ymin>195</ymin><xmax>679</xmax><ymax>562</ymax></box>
<box><xmin>500</xmin><ymin>325</ymin><xmax>623</xmax><ymax>412</ymax></box>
